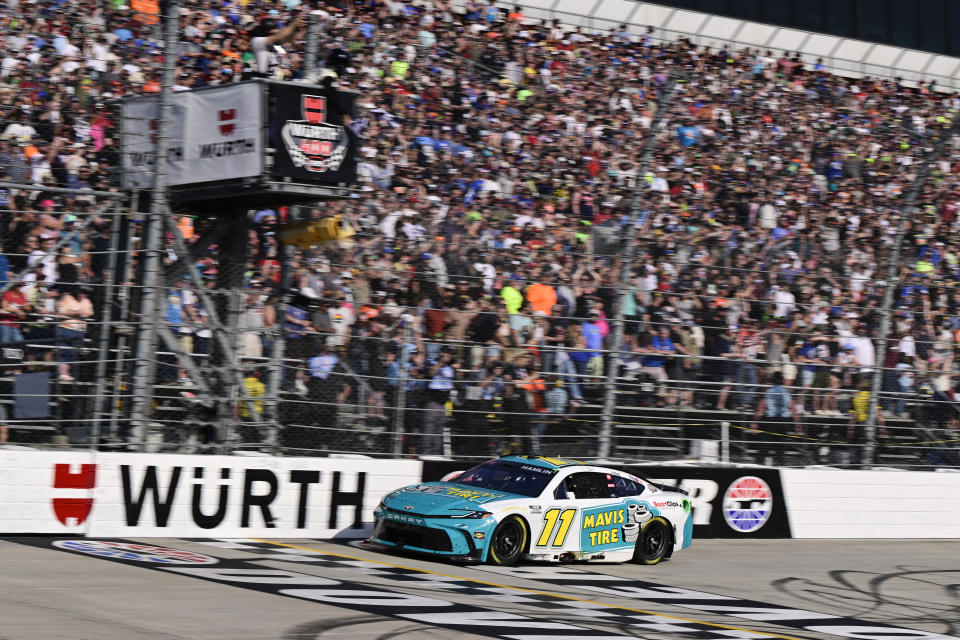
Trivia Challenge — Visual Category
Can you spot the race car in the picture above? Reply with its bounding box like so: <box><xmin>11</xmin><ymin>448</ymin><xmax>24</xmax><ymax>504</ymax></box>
<box><xmin>370</xmin><ymin>455</ymin><xmax>692</xmax><ymax>565</ymax></box>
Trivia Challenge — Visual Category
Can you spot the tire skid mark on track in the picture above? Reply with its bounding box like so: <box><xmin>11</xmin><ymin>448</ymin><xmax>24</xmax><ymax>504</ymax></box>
<box><xmin>255</xmin><ymin>539</ymin><xmax>959</xmax><ymax>640</ymax></box>
<box><xmin>473</xmin><ymin>564</ymin><xmax>960</xmax><ymax>640</ymax></box>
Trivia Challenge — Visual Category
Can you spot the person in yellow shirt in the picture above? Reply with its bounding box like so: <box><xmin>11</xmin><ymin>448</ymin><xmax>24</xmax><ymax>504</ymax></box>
<box><xmin>239</xmin><ymin>371</ymin><xmax>266</xmax><ymax>447</ymax></box>
<box><xmin>847</xmin><ymin>380</ymin><xmax>886</xmax><ymax>457</ymax></box>
<box><xmin>500</xmin><ymin>278</ymin><xmax>523</xmax><ymax>314</ymax></box>
<box><xmin>390</xmin><ymin>59</ymin><xmax>410</xmax><ymax>79</ymax></box>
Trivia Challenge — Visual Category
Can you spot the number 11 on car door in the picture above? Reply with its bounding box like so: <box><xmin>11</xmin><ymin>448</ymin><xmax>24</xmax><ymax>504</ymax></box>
<box><xmin>536</xmin><ymin>507</ymin><xmax>577</xmax><ymax>547</ymax></box>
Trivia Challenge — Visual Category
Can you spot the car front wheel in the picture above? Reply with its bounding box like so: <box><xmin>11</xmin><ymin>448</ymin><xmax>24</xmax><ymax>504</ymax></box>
<box><xmin>487</xmin><ymin>516</ymin><xmax>527</xmax><ymax>566</ymax></box>
<box><xmin>633</xmin><ymin>517</ymin><xmax>670</xmax><ymax>565</ymax></box>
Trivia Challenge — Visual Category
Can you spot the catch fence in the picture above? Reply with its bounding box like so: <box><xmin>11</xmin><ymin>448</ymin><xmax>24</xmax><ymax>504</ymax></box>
<box><xmin>1</xmin><ymin>1</ymin><xmax>959</xmax><ymax>471</ymax></box>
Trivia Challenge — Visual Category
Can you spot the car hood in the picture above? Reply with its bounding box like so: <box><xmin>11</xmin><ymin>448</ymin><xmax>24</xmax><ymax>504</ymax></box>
<box><xmin>382</xmin><ymin>482</ymin><xmax>520</xmax><ymax>516</ymax></box>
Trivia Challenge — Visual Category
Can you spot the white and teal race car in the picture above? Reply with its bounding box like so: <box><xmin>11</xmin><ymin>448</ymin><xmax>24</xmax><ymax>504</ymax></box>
<box><xmin>371</xmin><ymin>455</ymin><xmax>693</xmax><ymax>565</ymax></box>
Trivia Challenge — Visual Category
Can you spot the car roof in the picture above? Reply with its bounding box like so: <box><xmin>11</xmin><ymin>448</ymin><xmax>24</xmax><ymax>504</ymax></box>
<box><xmin>500</xmin><ymin>455</ymin><xmax>590</xmax><ymax>470</ymax></box>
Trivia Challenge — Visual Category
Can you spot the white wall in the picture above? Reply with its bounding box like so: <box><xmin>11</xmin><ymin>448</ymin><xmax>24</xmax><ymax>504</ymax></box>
<box><xmin>781</xmin><ymin>468</ymin><xmax>960</xmax><ymax>538</ymax></box>
<box><xmin>0</xmin><ymin>450</ymin><xmax>422</xmax><ymax>538</ymax></box>
<box><xmin>5</xmin><ymin>450</ymin><xmax>960</xmax><ymax>539</ymax></box>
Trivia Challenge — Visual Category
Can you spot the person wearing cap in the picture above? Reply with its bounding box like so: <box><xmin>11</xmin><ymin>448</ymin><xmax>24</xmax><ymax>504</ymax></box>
<box><xmin>423</xmin><ymin>350</ymin><xmax>457</xmax><ymax>456</ymax></box>
<box><xmin>750</xmin><ymin>371</ymin><xmax>800</xmax><ymax>465</ymax></box>
<box><xmin>0</xmin><ymin>137</ymin><xmax>27</xmax><ymax>182</ymax></box>
<box><xmin>245</xmin><ymin>15</ymin><xmax>306</xmax><ymax>79</ymax></box>
<box><xmin>35</xmin><ymin>199</ymin><xmax>64</xmax><ymax>239</ymax></box>
<box><xmin>713</xmin><ymin>324</ymin><xmax>742</xmax><ymax>411</ymax></box>
<box><xmin>299</xmin><ymin>343</ymin><xmax>352</xmax><ymax>449</ymax></box>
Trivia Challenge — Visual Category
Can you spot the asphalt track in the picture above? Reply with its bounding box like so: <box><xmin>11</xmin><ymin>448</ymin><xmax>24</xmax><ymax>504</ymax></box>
<box><xmin>1</xmin><ymin>537</ymin><xmax>958</xmax><ymax>640</ymax></box>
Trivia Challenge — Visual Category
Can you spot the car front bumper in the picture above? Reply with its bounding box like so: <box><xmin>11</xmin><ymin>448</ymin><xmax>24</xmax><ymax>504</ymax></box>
<box><xmin>371</xmin><ymin>506</ymin><xmax>496</xmax><ymax>563</ymax></box>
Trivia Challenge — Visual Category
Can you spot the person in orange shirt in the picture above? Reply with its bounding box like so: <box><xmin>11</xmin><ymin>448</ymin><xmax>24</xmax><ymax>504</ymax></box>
<box><xmin>508</xmin><ymin>6</ymin><xmax>525</xmax><ymax>22</ymax></box>
<box><xmin>526</xmin><ymin>281</ymin><xmax>556</xmax><ymax>316</ymax></box>
<box><xmin>521</xmin><ymin>365</ymin><xmax>548</xmax><ymax>454</ymax></box>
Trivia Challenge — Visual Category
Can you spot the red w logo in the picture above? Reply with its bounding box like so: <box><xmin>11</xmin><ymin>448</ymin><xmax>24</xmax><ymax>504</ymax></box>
<box><xmin>219</xmin><ymin>108</ymin><xmax>237</xmax><ymax>136</ymax></box>
<box><xmin>51</xmin><ymin>463</ymin><xmax>96</xmax><ymax>526</ymax></box>
<box><xmin>302</xmin><ymin>95</ymin><xmax>326</xmax><ymax>125</ymax></box>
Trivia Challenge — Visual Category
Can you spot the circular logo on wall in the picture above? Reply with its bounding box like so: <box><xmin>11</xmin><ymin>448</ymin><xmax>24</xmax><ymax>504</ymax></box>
<box><xmin>52</xmin><ymin>540</ymin><xmax>218</xmax><ymax>564</ymax></box>
<box><xmin>722</xmin><ymin>476</ymin><xmax>773</xmax><ymax>533</ymax></box>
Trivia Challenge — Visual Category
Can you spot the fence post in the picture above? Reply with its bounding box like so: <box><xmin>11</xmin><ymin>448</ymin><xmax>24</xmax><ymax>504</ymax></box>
<box><xmin>598</xmin><ymin>70</ymin><xmax>684</xmax><ymax>461</ymax></box>
<box><xmin>265</xmin><ymin>242</ymin><xmax>295</xmax><ymax>454</ymax></box>
<box><xmin>128</xmin><ymin>0</ymin><xmax>179</xmax><ymax>448</ymax></box>
<box><xmin>392</xmin><ymin>319</ymin><xmax>411</xmax><ymax>457</ymax></box>
<box><xmin>90</xmin><ymin>199</ymin><xmax>124</xmax><ymax>449</ymax></box>
<box><xmin>864</xmin><ymin>113</ymin><xmax>960</xmax><ymax>466</ymax></box>
<box><xmin>304</xmin><ymin>12</ymin><xmax>320</xmax><ymax>80</ymax></box>
<box><xmin>721</xmin><ymin>421</ymin><xmax>730</xmax><ymax>464</ymax></box>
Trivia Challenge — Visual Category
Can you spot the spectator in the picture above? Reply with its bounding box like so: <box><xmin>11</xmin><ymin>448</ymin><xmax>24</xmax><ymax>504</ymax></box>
<box><xmin>521</xmin><ymin>364</ymin><xmax>547</xmax><ymax>454</ymax></box>
<box><xmin>0</xmin><ymin>282</ymin><xmax>29</xmax><ymax>344</ymax></box>
<box><xmin>423</xmin><ymin>351</ymin><xmax>457</xmax><ymax>455</ymax></box>
<box><xmin>750</xmin><ymin>371</ymin><xmax>799</xmax><ymax>464</ymax></box>
<box><xmin>55</xmin><ymin>286</ymin><xmax>93</xmax><ymax>381</ymax></box>
<box><xmin>896</xmin><ymin>353</ymin><xmax>915</xmax><ymax>417</ymax></box>
<box><xmin>848</xmin><ymin>379</ymin><xmax>887</xmax><ymax>461</ymax></box>
<box><xmin>305</xmin><ymin>344</ymin><xmax>351</xmax><ymax>435</ymax></box>
<box><xmin>239</xmin><ymin>370</ymin><xmax>266</xmax><ymax>444</ymax></box>
<box><xmin>714</xmin><ymin>325</ymin><xmax>741</xmax><ymax>411</ymax></box>
<box><xmin>1</xmin><ymin>0</ymin><xmax>959</xmax><ymax>462</ymax></box>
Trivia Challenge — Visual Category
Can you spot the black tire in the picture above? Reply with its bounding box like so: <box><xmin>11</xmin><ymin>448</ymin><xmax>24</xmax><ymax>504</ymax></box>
<box><xmin>487</xmin><ymin>516</ymin><xmax>527</xmax><ymax>566</ymax></box>
<box><xmin>632</xmin><ymin>517</ymin><xmax>670</xmax><ymax>565</ymax></box>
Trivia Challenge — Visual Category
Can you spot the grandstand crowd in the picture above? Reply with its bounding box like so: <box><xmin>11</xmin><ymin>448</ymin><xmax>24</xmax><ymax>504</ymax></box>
<box><xmin>1</xmin><ymin>0</ymin><xmax>960</xmax><ymax>456</ymax></box>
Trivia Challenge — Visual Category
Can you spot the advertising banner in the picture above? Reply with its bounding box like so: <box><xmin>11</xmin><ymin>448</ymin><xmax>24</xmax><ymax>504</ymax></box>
<box><xmin>122</xmin><ymin>83</ymin><xmax>263</xmax><ymax>189</ymax></box>
<box><xmin>0</xmin><ymin>451</ymin><xmax>421</xmax><ymax>537</ymax></box>
<box><xmin>6</xmin><ymin>452</ymin><xmax>960</xmax><ymax>540</ymax></box>
<box><xmin>268</xmin><ymin>83</ymin><xmax>358</xmax><ymax>186</ymax></box>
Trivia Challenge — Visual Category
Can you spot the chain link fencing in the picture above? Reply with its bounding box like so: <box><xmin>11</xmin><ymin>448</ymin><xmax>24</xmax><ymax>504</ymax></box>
<box><xmin>1</xmin><ymin>2</ymin><xmax>959</xmax><ymax>471</ymax></box>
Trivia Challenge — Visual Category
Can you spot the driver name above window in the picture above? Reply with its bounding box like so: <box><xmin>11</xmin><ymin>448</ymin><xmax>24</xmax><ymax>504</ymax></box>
<box><xmin>452</xmin><ymin>460</ymin><xmax>558</xmax><ymax>498</ymax></box>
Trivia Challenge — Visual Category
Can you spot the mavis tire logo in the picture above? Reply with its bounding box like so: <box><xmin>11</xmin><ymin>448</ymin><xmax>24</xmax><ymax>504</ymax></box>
<box><xmin>51</xmin><ymin>463</ymin><xmax>96</xmax><ymax>526</ymax></box>
<box><xmin>281</xmin><ymin>94</ymin><xmax>348</xmax><ymax>173</ymax></box>
<box><xmin>52</xmin><ymin>540</ymin><xmax>217</xmax><ymax>564</ymax></box>
<box><xmin>722</xmin><ymin>476</ymin><xmax>772</xmax><ymax>533</ymax></box>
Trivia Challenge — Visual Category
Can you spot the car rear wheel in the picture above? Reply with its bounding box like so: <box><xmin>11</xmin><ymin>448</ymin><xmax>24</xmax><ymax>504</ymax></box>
<box><xmin>632</xmin><ymin>517</ymin><xmax>670</xmax><ymax>565</ymax></box>
<box><xmin>487</xmin><ymin>516</ymin><xmax>527</xmax><ymax>566</ymax></box>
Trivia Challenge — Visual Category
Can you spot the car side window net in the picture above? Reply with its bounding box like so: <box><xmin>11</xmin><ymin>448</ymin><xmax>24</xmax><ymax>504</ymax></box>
<box><xmin>565</xmin><ymin>472</ymin><xmax>613</xmax><ymax>500</ymax></box>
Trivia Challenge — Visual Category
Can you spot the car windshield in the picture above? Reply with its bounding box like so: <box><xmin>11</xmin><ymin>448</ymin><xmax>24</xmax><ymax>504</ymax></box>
<box><xmin>451</xmin><ymin>459</ymin><xmax>557</xmax><ymax>498</ymax></box>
